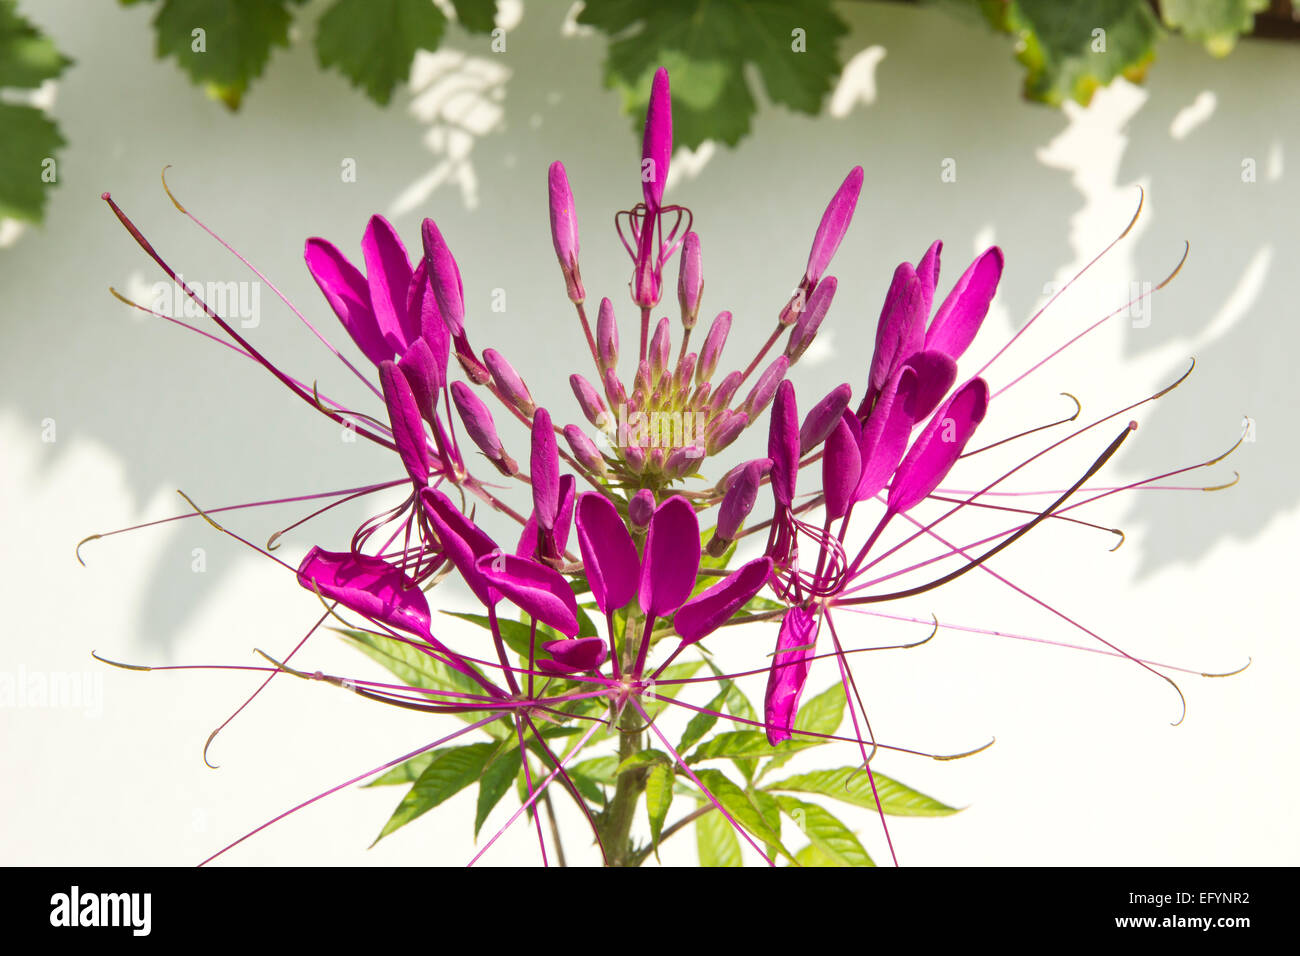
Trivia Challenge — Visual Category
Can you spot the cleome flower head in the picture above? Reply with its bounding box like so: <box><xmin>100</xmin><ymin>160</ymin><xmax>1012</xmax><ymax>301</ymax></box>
<box><xmin>87</xmin><ymin>65</ymin><xmax>1245</xmax><ymax>868</ymax></box>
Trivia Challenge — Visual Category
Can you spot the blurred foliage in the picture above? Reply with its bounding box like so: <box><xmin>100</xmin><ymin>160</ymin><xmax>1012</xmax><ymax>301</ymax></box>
<box><xmin>0</xmin><ymin>0</ymin><xmax>1292</xmax><ymax>225</ymax></box>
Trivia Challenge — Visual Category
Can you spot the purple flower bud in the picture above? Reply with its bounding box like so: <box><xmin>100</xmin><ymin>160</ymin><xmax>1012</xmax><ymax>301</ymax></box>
<box><xmin>823</xmin><ymin>412</ymin><xmax>862</xmax><ymax>521</ymax></box>
<box><xmin>710</xmin><ymin>369</ymin><xmax>743</xmax><ymax>411</ymax></box>
<box><xmin>696</xmin><ymin>311</ymin><xmax>731</xmax><ymax>384</ymax></box>
<box><xmin>397</xmin><ymin>338</ymin><xmax>439</xmax><ymax>425</ymax></box>
<box><xmin>450</xmin><ymin>381</ymin><xmax>516</xmax><ymax>476</ymax></box>
<box><xmin>632</xmin><ymin>223</ymin><xmax>662</xmax><ymax>310</ymax></box>
<box><xmin>691</xmin><ymin>382</ymin><xmax>711</xmax><ymax>408</ymax></box>
<box><xmin>570</xmin><ymin>373</ymin><xmax>612</xmax><ymax>430</ymax></box>
<box><xmin>742</xmin><ymin>355</ymin><xmax>790</xmax><ymax>420</ymax></box>
<box><xmin>806</xmin><ymin>166</ymin><xmax>863</xmax><ymax>285</ymax></box>
<box><xmin>710</xmin><ymin>457</ymin><xmax>764</xmax><ymax>554</ymax></box>
<box><xmin>628</xmin><ymin>489</ymin><xmax>656</xmax><ymax>528</ymax></box>
<box><xmin>597</xmin><ymin>297</ymin><xmax>619</xmax><ymax>373</ymax></box>
<box><xmin>915</xmin><ymin>239</ymin><xmax>942</xmax><ymax>319</ymax></box>
<box><xmin>641</xmin><ymin>68</ymin><xmax>672</xmax><ymax>212</ymax></box>
<box><xmin>786</xmin><ymin>275</ymin><xmax>836</xmax><ymax>362</ymax></box>
<box><xmin>798</xmin><ymin>382</ymin><xmax>853</xmax><ymax>455</ymax></box>
<box><xmin>648</xmin><ymin>316</ymin><xmax>671</xmax><ymax>384</ymax></box>
<box><xmin>548</xmin><ymin>161</ymin><xmax>585</xmax><ymax>303</ymax></box>
<box><xmin>677</xmin><ymin>231</ymin><xmax>703</xmax><ymax>329</ymax></box>
<box><xmin>664</xmin><ymin>444</ymin><xmax>704</xmax><ymax>479</ymax></box>
<box><xmin>675</xmin><ymin>352</ymin><xmax>697</xmax><ymax>391</ymax></box>
<box><xmin>455</xmin><ymin>347</ymin><xmax>492</xmax><ymax>386</ymax></box>
<box><xmin>421</xmin><ymin>218</ymin><xmax>465</xmax><ymax>337</ymax></box>
<box><xmin>564</xmin><ymin>424</ymin><xmax>607</xmax><ymax>476</ymax></box>
<box><xmin>706</xmin><ymin>409</ymin><xmax>748</xmax><ymax>455</ymax></box>
<box><xmin>623</xmin><ymin>443</ymin><xmax>647</xmax><ymax>473</ymax></box>
<box><xmin>634</xmin><ymin>359</ymin><xmax>653</xmax><ymax>397</ymax></box>
<box><xmin>767</xmin><ymin>380</ymin><xmax>799</xmax><ymax>507</ymax></box>
<box><xmin>379</xmin><ymin>360</ymin><xmax>431</xmax><ymax>486</ymax></box>
<box><xmin>407</xmin><ymin>260</ymin><xmax>449</xmax><ymax>388</ymax></box>
<box><xmin>674</xmin><ymin>556</ymin><xmax>772</xmax><ymax>642</ymax></box>
<box><xmin>483</xmin><ymin>348</ymin><xmax>534</xmax><ymax>415</ymax></box>
<box><xmin>531</xmin><ymin>407</ymin><xmax>560</xmax><ymax>530</ymax></box>
<box><xmin>603</xmin><ymin>367</ymin><xmax>627</xmax><ymax>410</ymax></box>
<box><xmin>538</xmin><ymin>637</ymin><xmax>608</xmax><ymax>674</ymax></box>
<box><xmin>715</xmin><ymin>456</ymin><xmax>771</xmax><ymax>495</ymax></box>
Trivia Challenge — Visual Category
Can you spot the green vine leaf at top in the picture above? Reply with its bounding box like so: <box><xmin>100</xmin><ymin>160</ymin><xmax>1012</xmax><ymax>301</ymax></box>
<box><xmin>1161</xmin><ymin>0</ymin><xmax>1267</xmax><ymax>56</ymax></box>
<box><xmin>982</xmin><ymin>0</ymin><xmax>1160</xmax><ymax>107</ymax></box>
<box><xmin>578</xmin><ymin>0</ymin><xmax>849</xmax><ymax>149</ymax></box>
<box><xmin>316</xmin><ymin>0</ymin><xmax>447</xmax><ymax>106</ymax></box>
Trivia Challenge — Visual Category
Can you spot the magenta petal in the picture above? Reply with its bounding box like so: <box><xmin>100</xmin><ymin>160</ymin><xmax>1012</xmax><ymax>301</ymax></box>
<box><xmin>673</xmin><ymin>557</ymin><xmax>772</xmax><ymax>644</ymax></box>
<box><xmin>450</xmin><ymin>381</ymin><xmax>511</xmax><ymax>472</ymax></box>
<box><xmin>297</xmin><ymin>546</ymin><xmax>431</xmax><ymax>638</ymax></box>
<box><xmin>868</xmin><ymin>262</ymin><xmax>926</xmax><ymax>395</ymax></box>
<box><xmin>304</xmin><ymin>238</ymin><xmax>391</xmax><ymax>367</ymax></box>
<box><xmin>855</xmin><ymin>366</ymin><xmax>919</xmax><ymax>503</ymax></box>
<box><xmin>362</xmin><ymin>215</ymin><xmax>417</xmax><ymax>354</ymax></box>
<box><xmin>530</xmin><ymin>407</ymin><xmax>560</xmax><ymax>531</ymax></box>
<box><xmin>806</xmin><ymin>166</ymin><xmax>863</xmax><ymax>283</ymax></box>
<box><xmin>641</xmin><ymin>67</ymin><xmax>672</xmax><ymax>211</ymax></box>
<box><xmin>378</xmin><ymin>360</ymin><xmax>430</xmax><ymax>485</ymax></box>
<box><xmin>420</xmin><ymin>488</ymin><xmax>499</xmax><ymax>606</ymax></box>
<box><xmin>925</xmin><ymin>246</ymin><xmax>1003</xmax><ymax>361</ymax></box>
<box><xmin>517</xmin><ymin>474</ymin><xmax>575</xmax><ymax>560</ymax></box>
<box><xmin>538</xmin><ymin>637</ymin><xmax>608</xmax><ymax>674</ymax></box>
<box><xmin>764</xmin><ymin>605</ymin><xmax>821</xmax><ymax>745</ymax></box>
<box><xmin>715</xmin><ymin>458</ymin><xmax>765</xmax><ymax>541</ymax></box>
<box><xmin>823</xmin><ymin>412</ymin><xmax>863</xmax><ymax>520</ymax></box>
<box><xmin>915</xmin><ymin>239</ymin><xmax>943</xmax><ymax>319</ymax></box>
<box><xmin>888</xmin><ymin>377</ymin><xmax>990</xmax><ymax>514</ymax></box>
<box><xmin>798</xmin><ymin>382</ymin><xmax>853</xmax><ymax>455</ymax></box>
<box><xmin>397</xmin><ymin>338</ymin><xmax>439</xmax><ymax>423</ymax></box>
<box><xmin>638</xmin><ymin>495</ymin><xmax>700</xmax><ymax>618</ymax></box>
<box><xmin>900</xmin><ymin>349</ymin><xmax>958</xmax><ymax>422</ymax></box>
<box><xmin>768</xmin><ymin>380</ymin><xmax>800</xmax><ymax>508</ymax></box>
<box><xmin>575</xmin><ymin>492</ymin><xmax>640</xmax><ymax>615</ymax></box>
<box><xmin>421</xmin><ymin>218</ymin><xmax>466</xmax><ymax>336</ymax></box>
<box><xmin>407</xmin><ymin>260</ymin><xmax>449</xmax><ymax>387</ymax></box>
<box><xmin>477</xmin><ymin>552</ymin><xmax>578</xmax><ymax>637</ymax></box>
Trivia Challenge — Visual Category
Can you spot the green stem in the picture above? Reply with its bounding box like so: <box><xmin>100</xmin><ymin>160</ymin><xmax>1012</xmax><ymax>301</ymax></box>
<box><xmin>600</xmin><ymin>606</ymin><xmax>650</xmax><ymax>866</ymax></box>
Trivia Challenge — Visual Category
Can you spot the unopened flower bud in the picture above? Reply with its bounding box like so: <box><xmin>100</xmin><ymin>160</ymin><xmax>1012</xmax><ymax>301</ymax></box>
<box><xmin>603</xmin><ymin>367</ymin><xmax>627</xmax><ymax>409</ymax></box>
<box><xmin>628</xmin><ymin>488</ymin><xmax>655</xmax><ymax>527</ymax></box>
<box><xmin>597</xmin><ymin>297</ymin><xmax>619</xmax><ymax>372</ymax></box>
<box><xmin>649</xmin><ymin>317</ymin><xmax>671</xmax><ymax>384</ymax></box>
<box><xmin>707</xmin><ymin>409</ymin><xmax>748</xmax><ymax>454</ymax></box>
<box><xmin>665</xmin><ymin>444</ymin><xmax>704</xmax><ymax>480</ymax></box>
<box><xmin>786</xmin><ymin>276</ymin><xmax>836</xmax><ymax>362</ymax></box>
<box><xmin>548</xmin><ymin>161</ymin><xmax>585</xmax><ymax>303</ymax></box>
<box><xmin>450</xmin><ymin>381</ymin><xmax>516</xmax><ymax>476</ymax></box>
<box><xmin>563</xmin><ymin>424</ymin><xmax>607</xmax><ymax>476</ymax></box>
<box><xmin>676</xmin><ymin>352</ymin><xmax>697</xmax><ymax>391</ymax></box>
<box><xmin>741</xmin><ymin>356</ymin><xmax>789</xmax><ymax>419</ymax></box>
<box><xmin>483</xmin><ymin>348</ymin><xmax>534</xmax><ymax>414</ymax></box>
<box><xmin>570</xmin><ymin>373</ymin><xmax>612</xmax><ymax>430</ymax></box>
<box><xmin>710</xmin><ymin>370</ymin><xmax>743</xmax><ymax>411</ymax></box>
<box><xmin>798</xmin><ymin>382</ymin><xmax>853</xmax><ymax>455</ymax></box>
<box><xmin>709</xmin><ymin>457</ymin><xmax>764</xmax><ymax>555</ymax></box>
<box><xmin>677</xmin><ymin>231</ymin><xmax>703</xmax><ymax>329</ymax></box>
<box><xmin>696</xmin><ymin>311</ymin><xmax>731</xmax><ymax>384</ymax></box>
<box><xmin>624</xmin><ymin>443</ymin><xmax>647</xmax><ymax>473</ymax></box>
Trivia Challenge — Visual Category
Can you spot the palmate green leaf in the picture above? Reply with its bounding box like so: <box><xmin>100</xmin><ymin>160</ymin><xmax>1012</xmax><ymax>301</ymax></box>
<box><xmin>0</xmin><ymin>103</ymin><xmax>65</xmax><ymax>223</ymax></box>
<box><xmin>316</xmin><ymin>0</ymin><xmax>446</xmax><ymax>106</ymax></box>
<box><xmin>338</xmin><ymin>628</ymin><xmax>509</xmax><ymax>738</ymax></box>
<box><xmin>1161</xmin><ymin>0</ymin><xmax>1266</xmax><ymax>56</ymax></box>
<box><xmin>695</xmin><ymin>800</ymin><xmax>742</xmax><ymax>867</ymax></box>
<box><xmin>364</xmin><ymin>749</ymin><xmax>442</xmax><ymax>787</ymax></box>
<box><xmin>646</xmin><ymin>762</ymin><xmax>674</xmax><ymax>850</ymax></box>
<box><xmin>475</xmin><ymin>746</ymin><xmax>521</xmax><ymax>838</ymax></box>
<box><xmin>0</xmin><ymin>0</ymin><xmax>72</xmax><ymax>89</ymax></box>
<box><xmin>578</xmin><ymin>0</ymin><xmax>848</xmax><ymax>149</ymax></box>
<box><xmin>981</xmin><ymin>0</ymin><xmax>1159</xmax><ymax>107</ymax></box>
<box><xmin>767</xmin><ymin>766</ymin><xmax>959</xmax><ymax>817</ymax></box>
<box><xmin>776</xmin><ymin>795</ymin><xmax>873</xmax><ymax>867</ymax></box>
<box><xmin>687</xmin><ymin>730</ymin><xmax>823</xmax><ymax>764</ymax></box>
<box><xmin>151</xmin><ymin>0</ymin><xmax>297</xmax><ymax>109</ymax></box>
<box><xmin>373</xmin><ymin>741</ymin><xmax>499</xmax><ymax>844</ymax></box>
<box><xmin>692</xmin><ymin>768</ymin><xmax>791</xmax><ymax>860</ymax></box>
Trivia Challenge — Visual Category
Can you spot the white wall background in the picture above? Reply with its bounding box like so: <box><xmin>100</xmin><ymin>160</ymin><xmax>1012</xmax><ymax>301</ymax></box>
<box><xmin>1</xmin><ymin>0</ymin><xmax>1297</xmax><ymax>866</ymax></box>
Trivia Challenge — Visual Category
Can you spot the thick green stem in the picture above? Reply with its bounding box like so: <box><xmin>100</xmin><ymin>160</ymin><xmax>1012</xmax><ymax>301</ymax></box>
<box><xmin>600</xmin><ymin>607</ymin><xmax>650</xmax><ymax>866</ymax></box>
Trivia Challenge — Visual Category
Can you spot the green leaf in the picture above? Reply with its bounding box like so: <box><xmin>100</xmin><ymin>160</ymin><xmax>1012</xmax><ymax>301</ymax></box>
<box><xmin>373</xmin><ymin>742</ymin><xmax>498</xmax><ymax>844</ymax></box>
<box><xmin>578</xmin><ymin>0</ymin><xmax>849</xmax><ymax>149</ymax></box>
<box><xmin>474</xmin><ymin>746</ymin><xmax>522</xmax><ymax>838</ymax></box>
<box><xmin>152</xmin><ymin>0</ymin><xmax>296</xmax><ymax>109</ymax></box>
<box><xmin>363</xmin><ymin>749</ymin><xmax>441</xmax><ymax>787</ymax></box>
<box><xmin>616</xmin><ymin>748</ymin><xmax>669</xmax><ymax>775</ymax></box>
<box><xmin>767</xmin><ymin>766</ymin><xmax>959</xmax><ymax>817</ymax></box>
<box><xmin>0</xmin><ymin>0</ymin><xmax>72</xmax><ymax>88</ymax></box>
<box><xmin>688</xmin><ymin>730</ymin><xmax>823</xmax><ymax>764</ymax></box>
<box><xmin>693</xmin><ymin>768</ymin><xmax>791</xmax><ymax>859</ymax></box>
<box><xmin>646</xmin><ymin>763</ymin><xmax>674</xmax><ymax>850</ymax></box>
<box><xmin>695</xmin><ymin>802</ymin><xmax>742</xmax><ymax>866</ymax></box>
<box><xmin>0</xmin><ymin>103</ymin><xmax>65</xmax><ymax>222</ymax></box>
<box><xmin>677</xmin><ymin>685</ymin><xmax>728</xmax><ymax>754</ymax></box>
<box><xmin>793</xmin><ymin>681</ymin><xmax>846</xmax><ymax>736</ymax></box>
<box><xmin>1161</xmin><ymin>0</ymin><xmax>1265</xmax><ymax>56</ymax></box>
<box><xmin>316</xmin><ymin>0</ymin><xmax>446</xmax><ymax>106</ymax></box>
<box><xmin>982</xmin><ymin>0</ymin><xmax>1159</xmax><ymax>107</ymax></box>
<box><xmin>448</xmin><ymin>0</ymin><xmax>497</xmax><ymax>35</ymax></box>
<box><xmin>776</xmin><ymin>795</ymin><xmax>873</xmax><ymax>867</ymax></box>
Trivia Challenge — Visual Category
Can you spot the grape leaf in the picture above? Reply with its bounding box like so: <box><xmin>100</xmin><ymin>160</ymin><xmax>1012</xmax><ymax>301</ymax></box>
<box><xmin>151</xmin><ymin>0</ymin><xmax>298</xmax><ymax>109</ymax></box>
<box><xmin>316</xmin><ymin>0</ymin><xmax>446</xmax><ymax>106</ymax></box>
<box><xmin>578</xmin><ymin>0</ymin><xmax>849</xmax><ymax>149</ymax></box>
<box><xmin>0</xmin><ymin>0</ymin><xmax>72</xmax><ymax>88</ymax></box>
<box><xmin>982</xmin><ymin>0</ymin><xmax>1160</xmax><ymax>107</ymax></box>
<box><xmin>448</xmin><ymin>0</ymin><xmax>498</xmax><ymax>35</ymax></box>
<box><xmin>1161</xmin><ymin>0</ymin><xmax>1266</xmax><ymax>56</ymax></box>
